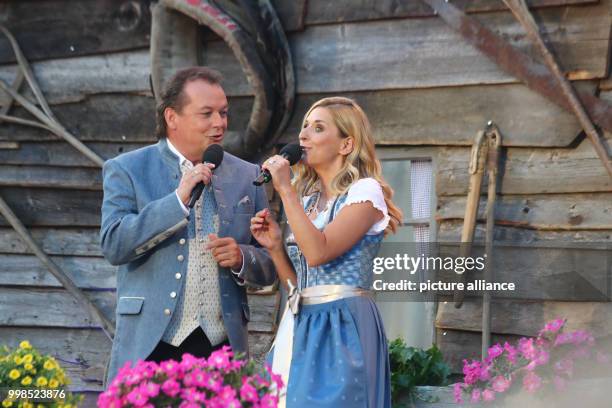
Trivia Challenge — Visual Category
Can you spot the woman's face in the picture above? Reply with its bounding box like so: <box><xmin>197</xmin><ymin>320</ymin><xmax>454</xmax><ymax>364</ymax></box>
<box><xmin>299</xmin><ymin>107</ymin><xmax>347</xmax><ymax>168</ymax></box>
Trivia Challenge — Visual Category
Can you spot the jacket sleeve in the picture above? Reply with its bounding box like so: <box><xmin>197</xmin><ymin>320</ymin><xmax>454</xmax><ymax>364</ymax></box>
<box><xmin>235</xmin><ymin>166</ymin><xmax>277</xmax><ymax>288</ymax></box>
<box><xmin>100</xmin><ymin>158</ymin><xmax>188</xmax><ymax>266</ymax></box>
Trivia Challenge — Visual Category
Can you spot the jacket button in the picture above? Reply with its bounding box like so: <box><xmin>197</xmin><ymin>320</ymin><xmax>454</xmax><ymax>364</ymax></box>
<box><xmin>164</xmin><ymin>309</ymin><xmax>171</xmax><ymax>316</ymax></box>
<box><xmin>175</xmin><ymin>273</ymin><xmax>182</xmax><ymax>279</ymax></box>
<box><xmin>177</xmin><ymin>255</ymin><xmax>184</xmax><ymax>262</ymax></box>
<box><xmin>179</xmin><ymin>238</ymin><xmax>186</xmax><ymax>245</ymax></box>
<box><xmin>170</xmin><ymin>291</ymin><xmax>177</xmax><ymax>298</ymax></box>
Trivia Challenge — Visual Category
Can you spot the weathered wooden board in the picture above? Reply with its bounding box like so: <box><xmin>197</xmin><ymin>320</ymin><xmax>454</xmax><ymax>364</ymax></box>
<box><xmin>277</xmin><ymin>82</ymin><xmax>598</xmax><ymax>147</ymax></box>
<box><xmin>0</xmin><ymin>0</ymin><xmax>152</xmax><ymax>64</ymax></box>
<box><xmin>0</xmin><ymin>93</ymin><xmax>250</xmax><ymax>143</ymax></box>
<box><xmin>0</xmin><ymin>165</ymin><xmax>102</xmax><ymax>190</ymax></box>
<box><xmin>0</xmin><ymin>188</ymin><xmax>101</xmax><ymax>227</ymax></box>
<box><xmin>0</xmin><ymin>327</ymin><xmax>111</xmax><ymax>391</ymax></box>
<box><xmin>0</xmin><ymin>287</ymin><xmax>277</xmax><ymax>332</ymax></box>
<box><xmin>2</xmin><ymin>3</ymin><xmax>609</xmax><ymax>105</ymax></box>
<box><xmin>0</xmin><ymin>287</ymin><xmax>115</xmax><ymax>328</ymax></box>
<box><xmin>0</xmin><ymin>141</ymin><xmax>148</xmax><ymax>166</ymax></box>
<box><xmin>437</xmin><ymin>220</ymin><xmax>612</xmax><ymax>243</ymax></box>
<box><xmin>0</xmin><ymin>254</ymin><xmax>116</xmax><ymax>289</ymax></box>
<box><xmin>205</xmin><ymin>5</ymin><xmax>611</xmax><ymax>95</ymax></box>
<box><xmin>303</xmin><ymin>0</ymin><xmax>598</xmax><ymax>25</ymax></box>
<box><xmin>0</xmin><ymin>227</ymin><xmax>103</xmax><ymax>256</ymax></box>
<box><xmin>437</xmin><ymin>193</ymin><xmax>612</xmax><ymax>230</ymax></box>
<box><xmin>436</xmin><ymin>299</ymin><xmax>612</xmax><ymax>337</ymax></box>
<box><xmin>436</xmin><ymin>329</ymin><xmax>521</xmax><ymax>373</ymax></box>
<box><xmin>436</xmin><ymin>134</ymin><xmax>612</xmax><ymax>196</ymax></box>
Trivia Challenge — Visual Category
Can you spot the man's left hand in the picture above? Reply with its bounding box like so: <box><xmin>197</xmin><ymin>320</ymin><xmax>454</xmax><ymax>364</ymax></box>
<box><xmin>206</xmin><ymin>234</ymin><xmax>243</xmax><ymax>270</ymax></box>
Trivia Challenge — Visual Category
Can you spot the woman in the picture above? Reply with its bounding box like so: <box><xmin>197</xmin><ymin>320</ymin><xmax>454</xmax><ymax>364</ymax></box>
<box><xmin>250</xmin><ymin>97</ymin><xmax>402</xmax><ymax>407</ymax></box>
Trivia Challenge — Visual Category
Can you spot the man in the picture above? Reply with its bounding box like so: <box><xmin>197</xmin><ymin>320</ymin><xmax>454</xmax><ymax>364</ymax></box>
<box><xmin>100</xmin><ymin>67</ymin><xmax>275</xmax><ymax>384</ymax></box>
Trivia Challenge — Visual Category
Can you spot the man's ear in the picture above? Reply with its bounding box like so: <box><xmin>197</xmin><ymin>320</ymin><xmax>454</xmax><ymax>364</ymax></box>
<box><xmin>164</xmin><ymin>107</ymin><xmax>177</xmax><ymax>131</ymax></box>
<box><xmin>340</xmin><ymin>137</ymin><xmax>354</xmax><ymax>156</ymax></box>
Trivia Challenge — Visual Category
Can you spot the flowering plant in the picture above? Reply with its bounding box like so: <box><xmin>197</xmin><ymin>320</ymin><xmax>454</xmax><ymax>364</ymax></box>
<box><xmin>454</xmin><ymin>319</ymin><xmax>611</xmax><ymax>404</ymax></box>
<box><xmin>98</xmin><ymin>346</ymin><xmax>282</xmax><ymax>408</ymax></box>
<box><xmin>0</xmin><ymin>340</ymin><xmax>83</xmax><ymax>408</ymax></box>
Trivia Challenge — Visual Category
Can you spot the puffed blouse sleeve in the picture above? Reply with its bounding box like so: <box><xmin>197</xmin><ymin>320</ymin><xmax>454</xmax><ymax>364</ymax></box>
<box><xmin>343</xmin><ymin>178</ymin><xmax>390</xmax><ymax>235</ymax></box>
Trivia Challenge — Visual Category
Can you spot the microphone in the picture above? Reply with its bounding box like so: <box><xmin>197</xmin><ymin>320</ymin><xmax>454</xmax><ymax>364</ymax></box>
<box><xmin>253</xmin><ymin>143</ymin><xmax>303</xmax><ymax>186</ymax></box>
<box><xmin>188</xmin><ymin>144</ymin><xmax>224</xmax><ymax>208</ymax></box>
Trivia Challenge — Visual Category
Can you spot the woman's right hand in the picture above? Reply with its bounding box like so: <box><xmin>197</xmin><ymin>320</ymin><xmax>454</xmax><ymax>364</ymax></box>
<box><xmin>250</xmin><ymin>208</ymin><xmax>283</xmax><ymax>252</ymax></box>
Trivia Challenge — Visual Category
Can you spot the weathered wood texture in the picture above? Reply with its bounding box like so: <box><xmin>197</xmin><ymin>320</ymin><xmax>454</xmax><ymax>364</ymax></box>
<box><xmin>0</xmin><ymin>254</ymin><xmax>115</xmax><ymax>289</ymax></box>
<box><xmin>1</xmin><ymin>3</ymin><xmax>608</xmax><ymax>103</ymax></box>
<box><xmin>0</xmin><ymin>287</ymin><xmax>277</xmax><ymax>332</ymax></box>
<box><xmin>204</xmin><ymin>4</ymin><xmax>611</xmax><ymax>95</ymax></box>
<box><xmin>437</xmin><ymin>193</ymin><xmax>612</xmax><ymax>230</ymax></box>
<box><xmin>303</xmin><ymin>0</ymin><xmax>597</xmax><ymax>25</ymax></box>
<box><xmin>0</xmin><ymin>227</ymin><xmax>103</xmax><ymax>256</ymax></box>
<box><xmin>436</xmin><ymin>134</ymin><xmax>612</xmax><ymax>196</ymax></box>
<box><xmin>2</xmin><ymin>84</ymin><xmax>599</xmax><ymax>146</ymax></box>
<box><xmin>436</xmin><ymin>299</ymin><xmax>612</xmax><ymax>338</ymax></box>
<box><xmin>0</xmin><ymin>188</ymin><xmax>101</xmax><ymax>227</ymax></box>
<box><xmin>0</xmin><ymin>0</ymin><xmax>152</xmax><ymax>64</ymax></box>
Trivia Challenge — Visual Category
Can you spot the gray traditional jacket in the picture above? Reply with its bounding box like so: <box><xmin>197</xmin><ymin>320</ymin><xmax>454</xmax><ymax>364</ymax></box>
<box><xmin>100</xmin><ymin>138</ymin><xmax>275</xmax><ymax>384</ymax></box>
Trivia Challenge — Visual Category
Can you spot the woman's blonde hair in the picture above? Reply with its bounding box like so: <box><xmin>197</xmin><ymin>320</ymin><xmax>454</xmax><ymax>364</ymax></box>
<box><xmin>293</xmin><ymin>97</ymin><xmax>403</xmax><ymax>234</ymax></box>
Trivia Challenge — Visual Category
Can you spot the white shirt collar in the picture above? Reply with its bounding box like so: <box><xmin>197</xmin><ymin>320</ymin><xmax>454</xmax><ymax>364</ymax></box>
<box><xmin>166</xmin><ymin>138</ymin><xmax>191</xmax><ymax>167</ymax></box>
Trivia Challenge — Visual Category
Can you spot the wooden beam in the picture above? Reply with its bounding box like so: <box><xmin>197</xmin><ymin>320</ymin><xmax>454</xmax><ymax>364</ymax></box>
<box><xmin>0</xmin><ymin>227</ymin><xmax>103</xmax><ymax>256</ymax></box>
<box><xmin>437</xmin><ymin>193</ymin><xmax>612</xmax><ymax>230</ymax></box>
<box><xmin>436</xmin><ymin>134</ymin><xmax>612</xmax><ymax>196</ymax></box>
<box><xmin>436</xmin><ymin>299</ymin><xmax>612</xmax><ymax>337</ymax></box>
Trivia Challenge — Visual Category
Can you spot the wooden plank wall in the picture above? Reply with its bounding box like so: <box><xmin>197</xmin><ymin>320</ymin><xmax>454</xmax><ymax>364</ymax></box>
<box><xmin>0</xmin><ymin>0</ymin><xmax>610</xmax><ymax>390</ymax></box>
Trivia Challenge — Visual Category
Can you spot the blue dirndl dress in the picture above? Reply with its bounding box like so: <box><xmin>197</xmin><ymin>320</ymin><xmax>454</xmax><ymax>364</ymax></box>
<box><xmin>269</xmin><ymin>181</ymin><xmax>392</xmax><ymax>408</ymax></box>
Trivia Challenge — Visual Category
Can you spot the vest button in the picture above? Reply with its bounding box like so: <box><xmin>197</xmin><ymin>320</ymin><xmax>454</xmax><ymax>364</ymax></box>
<box><xmin>164</xmin><ymin>309</ymin><xmax>171</xmax><ymax>316</ymax></box>
<box><xmin>170</xmin><ymin>291</ymin><xmax>177</xmax><ymax>298</ymax></box>
<box><xmin>179</xmin><ymin>238</ymin><xmax>186</xmax><ymax>245</ymax></box>
<box><xmin>175</xmin><ymin>273</ymin><xmax>182</xmax><ymax>279</ymax></box>
<box><xmin>177</xmin><ymin>255</ymin><xmax>184</xmax><ymax>262</ymax></box>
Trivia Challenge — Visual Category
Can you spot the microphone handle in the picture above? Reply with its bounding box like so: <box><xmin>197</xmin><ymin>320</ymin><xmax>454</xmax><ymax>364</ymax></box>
<box><xmin>187</xmin><ymin>162</ymin><xmax>212</xmax><ymax>208</ymax></box>
<box><xmin>253</xmin><ymin>169</ymin><xmax>272</xmax><ymax>186</ymax></box>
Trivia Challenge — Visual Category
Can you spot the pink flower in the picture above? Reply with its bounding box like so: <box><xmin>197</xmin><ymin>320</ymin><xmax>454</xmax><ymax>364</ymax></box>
<box><xmin>470</xmin><ymin>388</ymin><xmax>482</xmax><ymax>403</ymax></box>
<box><xmin>479</xmin><ymin>364</ymin><xmax>491</xmax><ymax>381</ymax></box>
<box><xmin>482</xmin><ymin>388</ymin><xmax>496</xmax><ymax>401</ymax></box>
<box><xmin>534</xmin><ymin>350</ymin><xmax>550</xmax><ymax>366</ymax></box>
<box><xmin>161</xmin><ymin>378</ymin><xmax>181</xmax><ymax>397</ymax></box>
<box><xmin>160</xmin><ymin>360</ymin><xmax>180</xmax><ymax>377</ymax></box>
<box><xmin>571</xmin><ymin>330</ymin><xmax>594</xmax><ymax>346</ymax></box>
<box><xmin>140</xmin><ymin>381</ymin><xmax>160</xmax><ymax>398</ymax></box>
<box><xmin>453</xmin><ymin>383</ymin><xmax>464</xmax><ymax>404</ymax></box>
<box><xmin>540</xmin><ymin>318</ymin><xmax>565</xmax><ymax>335</ymax></box>
<box><xmin>518</xmin><ymin>338</ymin><xmax>537</xmax><ymax>360</ymax></box>
<box><xmin>219</xmin><ymin>385</ymin><xmax>237</xmax><ymax>400</ymax></box>
<box><xmin>259</xmin><ymin>394</ymin><xmax>279</xmax><ymax>408</ymax></box>
<box><xmin>486</xmin><ymin>344</ymin><xmax>504</xmax><ymax>362</ymax></box>
<box><xmin>522</xmin><ymin>371</ymin><xmax>542</xmax><ymax>393</ymax></box>
<box><xmin>204</xmin><ymin>373</ymin><xmax>223</xmax><ymax>392</ymax></box>
<box><xmin>126</xmin><ymin>386</ymin><xmax>149</xmax><ymax>407</ymax></box>
<box><xmin>208</xmin><ymin>346</ymin><xmax>232</xmax><ymax>370</ymax></box>
<box><xmin>491</xmin><ymin>375</ymin><xmax>511</xmax><ymax>393</ymax></box>
<box><xmin>504</xmin><ymin>342</ymin><xmax>518</xmax><ymax>364</ymax></box>
<box><xmin>554</xmin><ymin>332</ymin><xmax>573</xmax><ymax>346</ymax></box>
<box><xmin>462</xmin><ymin>359</ymin><xmax>482</xmax><ymax>385</ymax></box>
<box><xmin>240</xmin><ymin>379</ymin><xmax>259</xmax><ymax>403</ymax></box>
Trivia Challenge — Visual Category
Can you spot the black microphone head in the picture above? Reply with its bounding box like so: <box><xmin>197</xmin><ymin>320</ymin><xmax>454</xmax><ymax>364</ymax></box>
<box><xmin>202</xmin><ymin>144</ymin><xmax>224</xmax><ymax>167</ymax></box>
<box><xmin>280</xmin><ymin>143</ymin><xmax>303</xmax><ymax>166</ymax></box>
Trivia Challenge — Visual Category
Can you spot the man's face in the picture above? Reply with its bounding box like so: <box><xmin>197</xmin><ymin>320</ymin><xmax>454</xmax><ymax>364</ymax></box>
<box><xmin>166</xmin><ymin>80</ymin><xmax>228</xmax><ymax>161</ymax></box>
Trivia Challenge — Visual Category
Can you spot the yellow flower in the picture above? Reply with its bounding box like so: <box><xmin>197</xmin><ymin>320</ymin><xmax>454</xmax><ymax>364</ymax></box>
<box><xmin>24</xmin><ymin>363</ymin><xmax>33</xmax><ymax>371</ymax></box>
<box><xmin>19</xmin><ymin>340</ymin><xmax>32</xmax><ymax>350</ymax></box>
<box><xmin>8</xmin><ymin>369</ymin><xmax>20</xmax><ymax>380</ymax></box>
<box><xmin>2</xmin><ymin>399</ymin><xmax>13</xmax><ymax>407</ymax></box>
<box><xmin>13</xmin><ymin>356</ymin><xmax>23</xmax><ymax>365</ymax></box>
<box><xmin>43</xmin><ymin>360</ymin><xmax>56</xmax><ymax>370</ymax></box>
<box><xmin>21</xmin><ymin>376</ymin><xmax>32</xmax><ymax>386</ymax></box>
<box><xmin>64</xmin><ymin>405</ymin><xmax>72</xmax><ymax>408</ymax></box>
<box><xmin>22</xmin><ymin>354</ymin><xmax>33</xmax><ymax>364</ymax></box>
<box><xmin>35</xmin><ymin>377</ymin><xmax>48</xmax><ymax>387</ymax></box>
<box><xmin>48</xmin><ymin>379</ymin><xmax>59</xmax><ymax>388</ymax></box>
<box><xmin>22</xmin><ymin>403</ymin><xmax>33</xmax><ymax>408</ymax></box>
